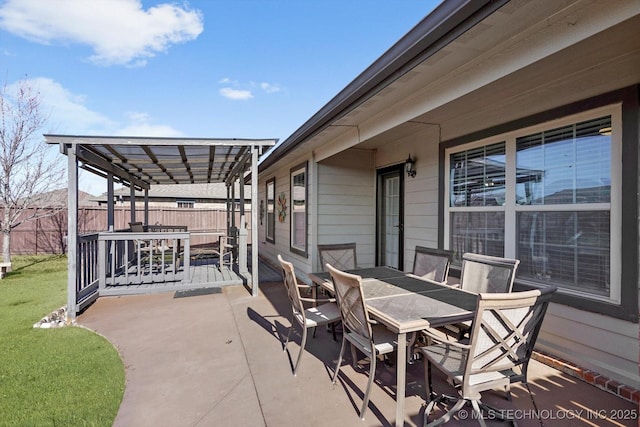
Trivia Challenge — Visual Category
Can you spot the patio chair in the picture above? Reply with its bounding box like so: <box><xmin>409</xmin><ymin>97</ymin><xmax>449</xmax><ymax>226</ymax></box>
<box><xmin>407</xmin><ymin>246</ymin><xmax>454</xmax><ymax>360</ymax></box>
<box><xmin>129</xmin><ymin>222</ymin><xmax>144</xmax><ymax>232</ymax></box>
<box><xmin>459</xmin><ymin>253</ymin><xmax>520</xmax><ymax>294</ymax></box>
<box><xmin>278</xmin><ymin>255</ymin><xmax>341</xmax><ymax>376</ymax></box>
<box><xmin>315</xmin><ymin>242</ymin><xmax>358</xmax><ymax>302</ymax></box>
<box><xmin>318</xmin><ymin>243</ymin><xmax>357</xmax><ymax>271</ymax></box>
<box><xmin>326</xmin><ymin>263</ymin><xmax>397</xmax><ymax>420</ymax></box>
<box><xmin>128</xmin><ymin>221</ymin><xmax>152</xmax><ymax>267</ymax></box>
<box><xmin>441</xmin><ymin>253</ymin><xmax>521</xmax><ymax>340</ymax></box>
<box><xmin>214</xmin><ymin>235</ymin><xmax>234</xmax><ymax>267</ymax></box>
<box><xmin>412</xmin><ymin>246</ymin><xmax>454</xmax><ymax>283</ymax></box>
<box><xmin>416</xmin><ymin>286</ymin><xmax>556</xmax><ymax>427</ymax></box>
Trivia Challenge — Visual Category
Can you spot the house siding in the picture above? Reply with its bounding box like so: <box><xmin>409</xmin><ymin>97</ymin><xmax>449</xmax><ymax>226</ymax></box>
<box><xmin>258</xmin><ymin>154</ymin><xmax>318</xmax><ymax>280</ymax></box>
<box><xmin>539</xmin><ymin>305</ymin><xmax>640</xmax><ymax>389</ymax></box>
<box><xmin>317</xmin><ymin>150</ymin><xmax>376</xmax><ymax>271</ymax></box>
<box><xmin>375</xmin><ymin>127</ymin><xmax>441</xmax><ymax>272</ymax></box>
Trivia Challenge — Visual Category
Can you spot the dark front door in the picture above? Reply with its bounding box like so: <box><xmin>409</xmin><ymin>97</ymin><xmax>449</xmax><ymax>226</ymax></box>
<box><xmin>376</xmin><ymin>165</ymin><xmax>404</xmax><ymax>269</ymax></box>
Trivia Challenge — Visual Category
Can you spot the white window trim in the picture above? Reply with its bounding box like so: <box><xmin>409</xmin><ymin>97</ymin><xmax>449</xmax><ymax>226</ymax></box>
<box><xmin>444</xmin><ymin>104</ymin><xmax>622</xmax><ymax>304</ymax></box>
<box><xmin>176</xmin><ymin>199</ymin><xmax>195</xmax><ymax>208</ymax></box>
<box><xmin>266</xmin><ymin>178</ymin><xmax>275</xmax><ymax>243</ymax></box>
<box><xmin>290</xmin><ymin>164</ymin><xmax>307</xmax><ymax>254</ymax></box>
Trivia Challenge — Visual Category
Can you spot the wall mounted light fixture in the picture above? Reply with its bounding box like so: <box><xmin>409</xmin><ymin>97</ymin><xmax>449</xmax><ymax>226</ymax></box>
<box><xmin>405</xmin><ymin>154</ymin><xmax>416</xmax><ymax>178</ymax></box>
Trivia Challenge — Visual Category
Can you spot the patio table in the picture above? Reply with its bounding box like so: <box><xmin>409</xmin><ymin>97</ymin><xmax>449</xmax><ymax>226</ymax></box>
<box><xmin>308</xmin><ymin>266</ymin><xmax>477</xmax><ymax>427</ymax></box>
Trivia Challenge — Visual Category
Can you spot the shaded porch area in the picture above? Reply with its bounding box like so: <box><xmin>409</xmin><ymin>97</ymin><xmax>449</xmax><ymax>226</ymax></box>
<box><xmin>78</xmin><ymin>276</ymin><xmax>637</xmax><ymax>427</ymax></box>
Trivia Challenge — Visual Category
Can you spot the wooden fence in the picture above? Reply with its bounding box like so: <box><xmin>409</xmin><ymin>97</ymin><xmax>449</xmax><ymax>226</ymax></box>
<box><xmin>10</xmin><ymin>207</ymin><xmax>251</xmax><ymax>255</ymax></box>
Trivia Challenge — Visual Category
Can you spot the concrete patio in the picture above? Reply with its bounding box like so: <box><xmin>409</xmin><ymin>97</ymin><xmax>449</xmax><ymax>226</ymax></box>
<box><xmin>78</xmin><ymin>275</ymin><xmax>638</xmax><ymax>427</ymax></box>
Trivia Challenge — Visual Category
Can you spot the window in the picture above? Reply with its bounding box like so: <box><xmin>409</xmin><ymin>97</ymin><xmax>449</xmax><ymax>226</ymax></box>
<box><xmin>450</xmin><ymin>142</ymin><xmax>506</xmax><ymax>259</ymax></box>
<box><xmin>266</xmin><ymin>178</ymin><xmax>275</xmax><ymax>243</ymax></box>
<box><xmin>177</xmin><ymin>200</ymin><xmax>195</xmax><ymax>208</ymax></box>
<box><xmin>290</xmin><ymin>163</ymin><xmax>308</xmax><ymax>256</ymax></box>
<box><xmin>445</xmin><ymin>107</ymin><xmax>620</xmax><ymax>303</ymax></box>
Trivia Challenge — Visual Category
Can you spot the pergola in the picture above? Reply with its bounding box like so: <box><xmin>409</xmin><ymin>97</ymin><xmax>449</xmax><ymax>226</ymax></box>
<box><xmin>45</xmin><ymin>134</ymin><xmax>277</xmax><ymax>319</ymax></box>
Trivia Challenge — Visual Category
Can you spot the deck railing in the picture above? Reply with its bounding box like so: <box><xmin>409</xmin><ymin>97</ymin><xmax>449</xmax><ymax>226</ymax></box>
<box><xmin>75</xmin><ymin>230</ymin><xmax>192</xmax><ymax>309</ymax></box>
<box><xmin>77</xmin><ymin>232</ymin><xmax>100</xmax><ymax>310</ymax></box>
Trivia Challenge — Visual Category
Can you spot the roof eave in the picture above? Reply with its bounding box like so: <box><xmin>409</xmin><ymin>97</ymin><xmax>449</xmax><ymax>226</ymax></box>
<box><xmin>258</xmin><ymin>0</ymin><xmax>508</xmax><ymax>173</ymax></box>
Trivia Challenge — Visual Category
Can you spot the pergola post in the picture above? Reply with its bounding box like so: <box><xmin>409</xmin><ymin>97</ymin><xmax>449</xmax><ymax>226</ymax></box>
<box><xmin>107</xmin><ymin>173</ymin><xmax>114</xmax><ymax>231</ymax></box>
<box><xmin>66</xmin><ymin>144</ymin><xmax>79</xmax><ymax>320</ymax></box>
<box><xmin>130</xmin><ymin>185</ymin><xmax>136</xmax><ymax>225</ymax></box>
<box><xmin>231</xmin><ymin>181</ymin><xmax>236</xmax><ymax>230</ymax></box>
<box><xmin>251</xmin><ymin>146</ymin><xmax>259</xmax><ymax>296</ymax></box>
<box><xmin>226</xmin><ymin>185</ymin><xmax>231</xmax><ymax>232</ymax></box>
<box><xmin>144</xmin><ymin>188</ymin><xmax>149</xmax><ymax>226</ymax></box>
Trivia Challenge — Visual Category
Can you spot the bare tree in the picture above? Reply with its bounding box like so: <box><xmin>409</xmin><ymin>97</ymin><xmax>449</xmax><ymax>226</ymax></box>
<box><xmin>0</xmin><ymin>77</ymin><xmax>64</xmax><ymax>263</ymax></box>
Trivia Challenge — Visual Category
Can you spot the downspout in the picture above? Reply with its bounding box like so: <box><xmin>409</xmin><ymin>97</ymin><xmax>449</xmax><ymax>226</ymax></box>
<box><xmin>311</xmin><ymin>151</ymin><xmax>319</xmax><ymax>271</ymax></box>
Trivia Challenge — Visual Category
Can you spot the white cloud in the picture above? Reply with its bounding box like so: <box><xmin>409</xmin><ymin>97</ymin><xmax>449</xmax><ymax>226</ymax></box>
<box><xmin>218</xmin><ymin>78</ymin><xmax>281</xmax><ymax>100</ymax></box>
<box><xmin>17</xmin><ymin>78</ymin><xmax>182</xmax><ymax>194</ymax></box>
<box><xmin>116</xmin><ymin>111</ymin><xmax>183</xmax><ymax>137</ymax></box>
<box><xmin>0</xmin><ymin>0</ymin><xmax>203</xmax><ymax>66</ymax></box>
<box><xmin>219</xmin><ymin>87</ymin><xmax>253</xmax><ymax>101</ymax></box>
<box><xmin>28</xmin><ymin>77</ymin><xmax>117</xmax><ymax>134</ymax></box>
<box><xmin>260</xmin><ymin>82</ymin><xmax>280</xmax><ymax>94</ymax></box>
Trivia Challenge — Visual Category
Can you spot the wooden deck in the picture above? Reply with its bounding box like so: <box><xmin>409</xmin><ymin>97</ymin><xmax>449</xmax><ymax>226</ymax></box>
<box><xmin>99</xmin><ymin>252</ymin><xmax>282</xmax><ymax>297</ymax></box>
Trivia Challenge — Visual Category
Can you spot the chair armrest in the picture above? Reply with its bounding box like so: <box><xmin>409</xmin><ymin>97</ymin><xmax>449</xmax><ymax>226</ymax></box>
<box><xmin>421</xmin><ymin>328</ymin><xmax>471</xmax><ymax>349</ymax></box>
<box><xmin>299</xmin><ymin>297</ymin><xmax>336</xmax><ymax>304</ymax></box>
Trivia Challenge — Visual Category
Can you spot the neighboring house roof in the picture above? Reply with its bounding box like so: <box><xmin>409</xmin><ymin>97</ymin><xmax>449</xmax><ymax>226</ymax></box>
<box><xmin>28</xmin><ymin>189</ymin><xmax>95</xmax><ymax>207</ymax></box>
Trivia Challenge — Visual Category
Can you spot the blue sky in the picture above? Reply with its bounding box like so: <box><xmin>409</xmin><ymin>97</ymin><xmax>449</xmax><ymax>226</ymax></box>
<box><xmin>0</xmin><ymin>0</ymin><xmax>440</xmax><ymax>195</ymax></box>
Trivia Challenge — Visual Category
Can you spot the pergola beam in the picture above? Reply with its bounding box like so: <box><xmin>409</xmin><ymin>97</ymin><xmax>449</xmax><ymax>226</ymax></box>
<box><xmin>73</xmin><ymin>145</ymin><xmax>150</xmax><ymax>190</ymax></box>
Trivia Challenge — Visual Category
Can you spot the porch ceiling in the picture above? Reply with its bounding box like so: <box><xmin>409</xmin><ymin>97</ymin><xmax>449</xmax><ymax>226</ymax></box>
<box><xmin>45</xmin><ymin>135</ymin><xmax>277</xmax><ymax>190</ymax></box>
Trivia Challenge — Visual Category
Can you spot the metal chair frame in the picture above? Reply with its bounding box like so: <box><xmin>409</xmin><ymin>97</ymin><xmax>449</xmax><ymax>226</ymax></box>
<box><xmin>417</xmin><ymin>287</ymin><xmax>556</xmax><ymax>427</ymax></box>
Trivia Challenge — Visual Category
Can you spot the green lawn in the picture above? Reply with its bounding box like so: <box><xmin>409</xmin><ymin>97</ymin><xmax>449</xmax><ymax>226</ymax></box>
<box><xmin>0</xmin><ymin>255</ymin><xmax>124</xmax><ymax>427</ymax></box>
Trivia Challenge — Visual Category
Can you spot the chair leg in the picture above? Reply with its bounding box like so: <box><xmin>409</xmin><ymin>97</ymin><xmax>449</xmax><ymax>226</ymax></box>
<box><xmin>359</xmin><ymin>349</ymin><xmax>377</xmax><ymax>420</ymax></box>
<box><xmin>424</xmin><ymin>360</ymin><xmax>433</xmax><ymax>402</ymax></box>
<box><xmin>332</xmin><ymin>336</ymin><xmax>347</xmax><ymax>384</ymax></box>
<box><xmin>424</xmin><ymin>397</ymin><xmax>466</xmax><ymax>427</ymax></box>
<box><xmin>284</xmin><ymin>317</ymin><xmax>294</xmax><ymax>350</ymax></box>
<box><xmin>505</xmin><ymin>383</ymin><xmax>512</xmax><ymax>401</ymax></box>
<box><xmin>293</xmin><ymin>326</ymin><xmax>308</xmax><ymax>376</ymax></box>
<box><xmin>407</xmin><ymin>332</ymin><xmax>417</xmax><ymax>364</ymax></box>
<box><xmin>470</xmin><ymin>399</ymin><xmax>488</xmax><ymax>427</ymax></box>
<box><xmin>350</xmin><ymin>343</ymin><xmax>358</xmax><ymax>368</ymax></box>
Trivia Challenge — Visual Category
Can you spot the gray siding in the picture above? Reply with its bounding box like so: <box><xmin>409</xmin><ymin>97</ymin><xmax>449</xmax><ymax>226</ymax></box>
<box><xmin>317</xmin><ymin>150</ymin><xmax>376</xmax><ymax>270</ymax></box>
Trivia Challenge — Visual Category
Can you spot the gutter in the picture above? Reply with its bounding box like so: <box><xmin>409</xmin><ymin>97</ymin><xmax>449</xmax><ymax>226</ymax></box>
<box><xmin>258</xmin><ymin>0</ymin><xmax>509</xmax><ymax>173</ymax></box>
